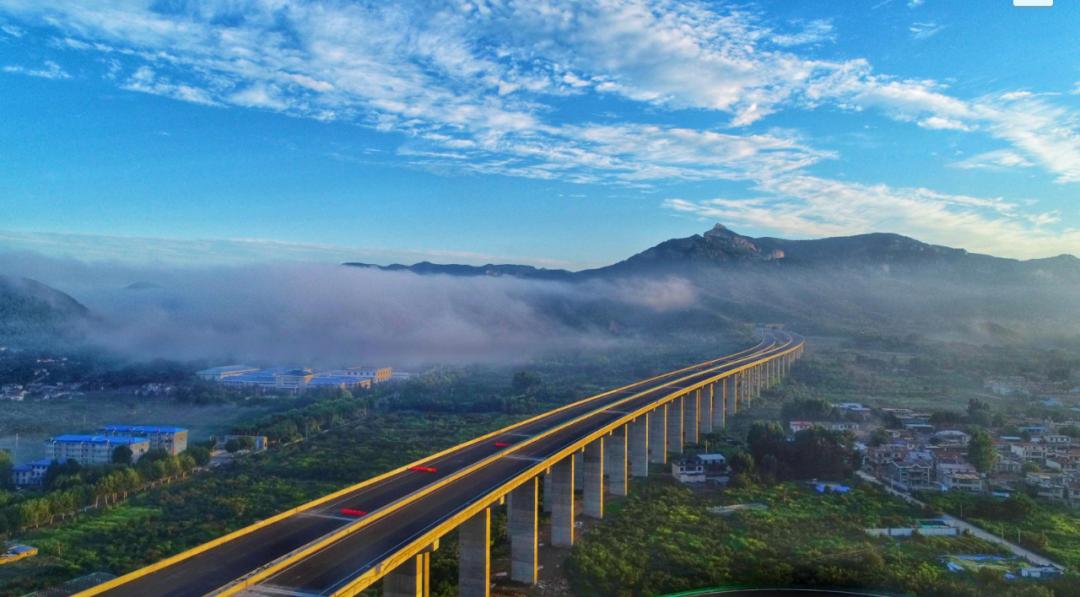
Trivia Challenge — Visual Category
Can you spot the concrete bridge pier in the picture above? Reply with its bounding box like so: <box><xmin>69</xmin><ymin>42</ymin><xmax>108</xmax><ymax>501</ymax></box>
<box><xmin>550</xmin><ymin>457</ymin><xmax>575</xmax><ymax>547</ymax></box>
<box><xmin>727</xmin><ymin>374</ymin><xmax>738</xmax><ymax>417</ymax></box>
<box><xmin>459</xmin><ymin>508</ymin><xmax>490</xmax><ymax>597</ymax></box>
<box><xmin>666</xmin><ymin>396</ymin><xmax>684</xmax><ymax>455</ymax></box>
<box><xmin>583</xmin><ymin>439</ymin><xmax>604</xmax><ymax>519</ymax></box>
<box><xmin>713</xmin><ymin>378</ymin><xmax>727</xmax><ymax>430</ymax></box>
<box><xmin>384</xmin><ymin>552</ymin><xmax>429</xmax><ymax>597</ymax></box>
<box><xmin>683</xmin><ymin>390</ymin><xmax>699</xmax><ymax>446</ymax></box>
<box><xmin>508</xmin><ymin>478</ymin><xmax>538</xmax><ymax>585</ymax></box>
<box><xmin>605</xmin><ymin>426</ymin><xmax>628</xmax><ymax>496</ymax></box>
<box><xmin>542</xmin><ymin>470</ymin><xmax>552</xmax><ymax>513</ymax></box>
<box><xmin>701</xmin><ymin>384</ymin><xmax>714</xmax><ymax>434</ymax></box>
<box><xmin>629</xmin><ymin>414</ymin><xmax>649</xmax><ymax>478</ymax></box>
<box><xmin>648</xmin><ymin>405</ymin><xmax>667</xmax><ymax>464</ymax></box>
<box><xmin>574</xmin><ymin>451</ymin><xmax>583</xmax><ymax>488</ymax></box>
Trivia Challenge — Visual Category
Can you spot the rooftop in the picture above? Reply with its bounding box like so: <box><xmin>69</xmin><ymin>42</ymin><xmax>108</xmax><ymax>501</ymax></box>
<box><xmin>101</xmin><ymin>424</ymin><xmax>187</xmax><ymax>434</ymax></box>
<box><xmin>49</xmin><ymin>434</ymin><xmax>149</xmax><ymax>445</ymax></box>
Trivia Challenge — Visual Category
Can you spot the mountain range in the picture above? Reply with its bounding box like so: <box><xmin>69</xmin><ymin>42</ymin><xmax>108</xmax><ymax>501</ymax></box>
<box><xmin>346</xmin><ymin>223</ymin><xmax>1080</xmax><ymax>282</ymax></box>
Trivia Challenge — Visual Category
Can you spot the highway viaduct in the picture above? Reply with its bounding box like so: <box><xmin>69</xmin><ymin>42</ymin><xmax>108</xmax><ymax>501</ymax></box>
<box><xmin>80</xmin><ymin>330</ymin><xmax>803</xmax><ymax>597</ymax></box>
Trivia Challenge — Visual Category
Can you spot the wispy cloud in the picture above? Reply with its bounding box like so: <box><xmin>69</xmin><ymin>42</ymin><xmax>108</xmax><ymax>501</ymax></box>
<box><xmin>2</xmin><ymin>59</ymin><xmax>68</xmax><ymax>79</ymax></box>
<box><xmin>0</xmin><ymin>229</ymin><xmax>583</xmax><ymax>269</ymax></box>
<box><xmin>909</xmin><ymin>21</ymin><xmax>944</xmax><ymax>40</ymax></box>
<box><xmin>950</xmin><ymin>149</ymin><xmax>1035</xmax><ymax>172</ymax></box>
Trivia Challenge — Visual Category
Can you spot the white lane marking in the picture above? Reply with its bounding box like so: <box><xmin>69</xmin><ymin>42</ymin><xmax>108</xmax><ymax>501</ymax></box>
<box><xmin>300</xmin><ymin>513</ymin><xmax>357</xmax><ymax>523</ymax></box>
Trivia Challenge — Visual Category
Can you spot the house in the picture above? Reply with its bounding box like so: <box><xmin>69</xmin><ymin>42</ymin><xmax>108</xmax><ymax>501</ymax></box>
<box><xmin>671</xmin><ymin>459</ymin><xmax>705</xmax><ymax>484</ymax></box>
<box><xmin>100</xmin><ymin>425</ymin><xmax>188</xmax><ymax>455</ymax></box>
<box><xmin>932</xmin><ymin>430</ymin><xmax>970</xmax><ymax>447</ymax></box>
<box><xmin>789</xmin><ymin>420</ymin><xmax>859</xmax><ymax>434</ymax></box>
<box><xmin>992</xmin><ymin>457</ymin><xmax>1023</xmax><ymax>475</ymax></box>
<box><xmin>1026</xmin><ymin>472</ymin><xmax>1067</xmax><ymax>503</ymax></box>
<box><xmin>46</xmin><ymin>435</ymin><xmax>150</xmax><ymax>466</ymax></box>
<box><xmin>838</xmin><ymin>403</ymin><xmax>873</xmax><ymax>419</ymax></box>
<box><xmin>1010</xmin><ymin>443</ymin><xmax>1047</xmax><ymax>462</ymax></box>
<box><xmin>886</xmin><ymin>450</ymin><xmax>935</xmax><ymax>492</ymax></box>
<box><xmin>1021</xmin><ymin>566</ymin><xmax>1063</xmax><ymax>579</ymax></box>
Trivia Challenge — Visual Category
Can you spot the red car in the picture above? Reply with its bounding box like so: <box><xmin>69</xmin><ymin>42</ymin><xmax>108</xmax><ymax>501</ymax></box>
<box><xmin>408</xmin><ymin>465</ymin><xmax>438</xmax><ymax>473</ymax></box>
<box><xmin>494</xmin><ymin>441</ymin><xmax>510</xmax><ymax>448</ymax></box>
<box><xmin>340</xmin><ymin>508</ymin><xmax>367</xmax><ymax>517</ymax></box>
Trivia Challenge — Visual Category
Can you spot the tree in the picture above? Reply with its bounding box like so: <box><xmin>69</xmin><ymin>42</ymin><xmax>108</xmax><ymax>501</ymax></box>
<box><xmin>0</xmin><ymin>451</ymin><xmax>12</xmax><ymax>490</ymax></box>
<box><xmin>185</xmin><ymin>446</ymin><xmax>211</xmax><ymax>466</ymax></box>
<box><xmin>967</xmin><ymin>428</ymin><xmax>997</xmax><ymax>474</ymax></box>
<box><xmin>512</xmin><ymin>371</ymin><xmax>542</xmax><ymax>395</ymax></box>
<box><xmin>967</xmin><ymin>399</ymin><xmax>993</xmax><ymax>427</ymax></box>
<box><xmin>112</xmin><ymin>444</ymin><xmax>133</xmax><ymax>465</ymax></box>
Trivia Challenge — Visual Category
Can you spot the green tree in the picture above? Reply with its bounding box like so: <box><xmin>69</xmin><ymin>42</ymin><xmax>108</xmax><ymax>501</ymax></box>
<box><xmin>967</xmin><ymin>428</ymin><xmax>997</xmax><ymax>474</ymax></box>
<box><xmin>0</xmin><ymin>450</ymin><xmax>12</xmax><ymax>490</ymax></box>
<box><xmin>185</xmin><ymin>446</ymin><xmax>212</xmax><ymax>466</ymax></box>
<box><xmin>112</xmin><ymin>444</ymin><xmax>133</xmax><ymax>465</ymax></box>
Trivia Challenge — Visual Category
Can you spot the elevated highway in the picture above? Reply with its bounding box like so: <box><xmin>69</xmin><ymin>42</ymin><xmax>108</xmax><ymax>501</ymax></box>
<box><xmin>82</xmin><ymin>330</ymin><xmax>803</xmax><ymax>597</ymax></box>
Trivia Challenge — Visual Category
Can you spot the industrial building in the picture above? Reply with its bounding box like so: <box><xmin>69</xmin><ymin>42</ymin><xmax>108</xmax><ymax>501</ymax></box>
<box><xmin>46</xmin><ymin>434</ymin><xmax>150</xmax><ymax>466</ymax></box>
<box><xmin>11</xmin><ymin>458</ymin><xmax>52</xmax><ymax>488</ymax></box>
<box><xmin>100</xmin><ymin>425</ymin><xmax>189</xmax><ymax>455</ymax></box>
<box><xmin>198</xmin><ymin>365</ymin><xmax>391</xmax><ymax>393</ymax></box>
<box><xmin>195</xmin><ymin>365</ymin><xmax>258</xmax><ymax>381</ymax></box>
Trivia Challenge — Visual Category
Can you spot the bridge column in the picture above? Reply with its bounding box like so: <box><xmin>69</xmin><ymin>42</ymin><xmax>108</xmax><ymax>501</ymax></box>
<box><xmin>701</xmin><ymin>384</ymin><xmax>714</xmax><ymax>434</ymax></box>
<box><xmin>550</xmin><ymin>457</ymin><xmax>575</xmax><ymax>547</ymax></box>
<box><xmin>542</xmin><ymin>471</ymin><xmax>552</xmax><ymax>513</ymax></box>
<box><xmin>683</xmin><ymin>390</ymin><xmax>699</xmax><ymax>446</ymax></box>
<box><xmin>385</xmin><ymin>553</ymin><xmax>429</xmax><ymax>597</ymax></box>
<box><xmin>459</xmin><ymin>507</ymin><xmax>490</xmax><ymax>597</ymax></box>
<box><xmin>648</xmin><ymin>405</ymin><xmax>667</xmax><ymax>464</ymax></box>
<box><xmin>666</xmin><ymin>396</ymin><xmax>684</xmax><ymax>455</ymax></box>
<box><xmin>508</xmin><ymin>478</ymin><xmax>538</xmax><ymax>585</ymax></box>
<box><xmin>727</xmin><ymin>375</ymin><xmax>738</xmax><ymax>417</ymax></box>
<box><xmin>583</xmin><ymin>439</ymin><xmax>604</xmax><ymax>518</ymax></box>
<box><xmin>629</xmin><ymin>414</ymin><xmax>649</xmax><ymax>478</ymax></box>
<box><xmin>714</xmin><ymin>378</ymin><xmax>727</xmax><ymax>429</ymax></box>
<box><xmin>605</xmin><ymin>425</ymin><xmax>628</xmax><ymax>496</ymax></box>
<box><xmin>574</xmin><ymin>451</ymin><xmax>584</xmax><ymax>488</ymax></box>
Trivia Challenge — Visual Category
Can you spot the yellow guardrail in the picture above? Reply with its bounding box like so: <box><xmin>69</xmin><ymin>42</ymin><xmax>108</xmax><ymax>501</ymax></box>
<box><xmin>79</xmin><ymin>337</ymin><xmax>778</xmax><ymax>596</ymax></box>
<box><xmin>329</xmin><ymin>336</ymin><xmax>803</xmax><ymax>596</ymax></box>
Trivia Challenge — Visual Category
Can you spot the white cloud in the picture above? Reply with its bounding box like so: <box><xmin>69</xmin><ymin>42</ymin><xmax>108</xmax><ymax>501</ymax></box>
<box><xmin>121</xmin><ymin>65</ymin><xmax>218</xmax><ymax>106</ymax></box>
<box><xmin>0</xmin><ymin>22</ymin><xmax>23</xmax><ymax>37</ymax></box>
<box><xmin>772</xmin><ymin>19</ymin><xmax>835</xmax><ymax>47</ymax></box>
<box><xmin>917</xmin><ymin>116</ymin><xmax>970</xmax><ymax>131</ymax></box>
<box><xmin>2</xmin><ymin>59</ymin><xmax>69</xmax><ymax>79</ymax></box>
<box><xmin>950</xmin><ymin>149</ymin><xmax>1035</xmax><ymax>171</ymax></box>
<box><xmin>909</xmin><ymin>21</ymin><xmax>944</xmax><ymax>40</ymax></box>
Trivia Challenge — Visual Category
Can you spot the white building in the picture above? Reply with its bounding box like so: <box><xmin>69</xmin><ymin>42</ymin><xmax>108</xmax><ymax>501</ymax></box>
<box><xmin>47</xmin><ymin>435</ymin><xmax>150</xmax><ymax>466</ymax></box>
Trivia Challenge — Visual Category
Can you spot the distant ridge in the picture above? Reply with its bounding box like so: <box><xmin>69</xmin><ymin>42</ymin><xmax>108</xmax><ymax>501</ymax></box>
<box><xmin>345</xmin><ymin>223</ymin><xmax>1080</xmax><ymax>281</ymax></box>
<box><xmin>0</xmin><ymin>275</ymin><xmax>89</xmax><ymax>337</ymax></box>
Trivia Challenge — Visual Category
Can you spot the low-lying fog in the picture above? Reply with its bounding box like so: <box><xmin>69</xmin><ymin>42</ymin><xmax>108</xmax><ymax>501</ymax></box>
<box><xmin>0</xmin><ymin>252</ymin><xmax>698</xmax><ymax>366</ymax></box>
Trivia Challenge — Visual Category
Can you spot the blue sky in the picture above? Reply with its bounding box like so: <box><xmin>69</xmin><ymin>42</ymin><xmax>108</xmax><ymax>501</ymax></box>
<box><xmin>1</xmin><ymin>0</ymin><xmax>1079</xmax><ymax>269</ymax></box>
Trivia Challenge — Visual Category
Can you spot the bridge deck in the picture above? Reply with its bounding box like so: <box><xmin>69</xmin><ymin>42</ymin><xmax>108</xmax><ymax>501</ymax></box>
<box><xmin>84</xmin><ymin>332</ymin><xmax>799</xmax><ymax>597</ymax></box>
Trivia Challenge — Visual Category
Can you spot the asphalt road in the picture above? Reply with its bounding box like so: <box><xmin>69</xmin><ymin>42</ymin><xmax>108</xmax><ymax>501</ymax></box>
<box><xmin>90</xmin><ymin>332</ymin><xmax>797</xmax><ymax>597</ymax></box>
